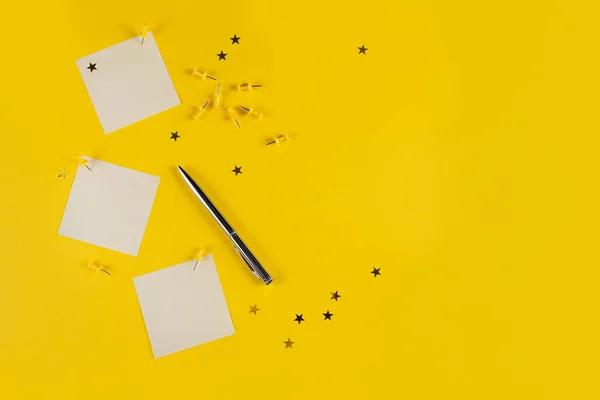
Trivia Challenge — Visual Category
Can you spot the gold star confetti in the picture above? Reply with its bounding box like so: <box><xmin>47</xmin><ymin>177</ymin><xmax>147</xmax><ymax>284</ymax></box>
<box><xmin>57</xmin><ymin>169</ymin><xmax>67</xmax><ymax>179</ymax></box>
<box><xmin>249</xmin><ymin>304</ymin><xmax>260</xmax><ymax>315</ymax></box>
<box><xmin>284</xmin><ymin>338</ymin><xmax>294</xmax><ymax>349</ymax></box>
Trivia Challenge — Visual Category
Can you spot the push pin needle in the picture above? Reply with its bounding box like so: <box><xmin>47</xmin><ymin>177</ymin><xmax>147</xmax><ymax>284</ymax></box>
<box><xmin>193</xmin><ymin>248</ymin><xmax>208</xmax><ymax>271</ymax></box>
<box><xmin>213</xmin><ymin>83</ymin><xmax>223</xmax><ymax>108</ymax></box>
<box><xmin>192</xmin><ymin>69</ymin><xmax>217</xmax><ymax>81</ymax></box>
<box><xmin>240</xmin><ymin>106</ymin><xmax>263</xmax><ymax>119</ymax></box>
<box><xmin>140</xmin><ymin>24</ymin><xmax>149</xmax><ymax>45</ymax></box>
<box><xmin>266</xmin><ymin>134</ymin><xmax>289</xmax><ymax>146</ymax></box>
<box><xmin>227</xmin><ymin>107</ymin><xmax>241</xmax><ymax>128</ymax></box>
<box><xmin>237</xmin><ymin>83</ymin><xmax>262</xmax><ymax>92</ymax></box>
<box><xmin>74</xmin><ymin>154</ymin><xmax>92</xmax><ymax>171</ymax></box>
<box><xmin>193</xmin><ymin>100</ymin><xmax>210</xmax><ymax>120</ymax></box>
<box><xmin>88</xmin><ymin>260</ymin><xmax>111</xmax><ymax>276</ymax></box>
<box><xmin>140</xmin><ymin>24</ymin><xmax>150</xmax><ymax>45</ymax></box>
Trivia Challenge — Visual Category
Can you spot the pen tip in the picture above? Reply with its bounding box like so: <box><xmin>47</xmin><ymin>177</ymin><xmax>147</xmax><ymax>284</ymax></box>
<box><xmin>177</xmin><ymin>166</ymin><xmax>191</xmax><ymax>181</ymax></box>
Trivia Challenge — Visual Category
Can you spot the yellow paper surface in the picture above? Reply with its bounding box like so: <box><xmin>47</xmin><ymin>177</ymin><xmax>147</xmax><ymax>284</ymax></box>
<box><xmin>1</xmin><ymin>1</ymin><xmax>599</xmax><ymax>398</ymax></box>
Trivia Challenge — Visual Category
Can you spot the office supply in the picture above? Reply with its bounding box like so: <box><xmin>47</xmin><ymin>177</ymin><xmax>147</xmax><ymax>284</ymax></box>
<box><xmin>133</xmin><ymin>256</ymin><xmax>235</xmax><ymax>358</ymax></box>
<box><xmin>74</xmin><ymin>154</ymin><xmax>92</xmax><ymax>170</ymax></box>
<box><xmin>193</xmin><ymin>248</ymin><xmax>209</xmax><ymax>270</ymax></box>
<box><xmin>76</xmin><ymin>32</ymin><xmax>180</xmax><ymax>134</ymax></box>
<box><xmin>212</xmin><ymin>83</ymin><xmax>222</xmax><ymax>108</ymax></box>
<box><xmin>140</xmin><ymin>24</ymin><xmax>149</xmax><ymax>45</ymax></box>
<box><xmin>240</xmin><ymin>105</ymin><xmax>263</xmax><ymax>119</ymax></box>
<box><xmin>88</xmin><ymin>260</ymin><xmax>111</xmax><ymax>276</ymax></box>
<box><xmin>192</xmin><ymin>100</ymin><xmax>210</xmax><ymax>120</ymax></box>
<box><xmin>192</xmin><ymin>69</ymin><xmax>216</xmax><ymax>81</ymax></box>
<box><xmin>226</xmin><ymin>107</ymin><xmax>241</xmax><ymax>128</ymax></box>
<box><xmin>177</xmin><ymin>166</ymin><xmax>273</xmax><ymax>285</ymax></box>
<box><xmin>58</xmin><ymin>158</ymin><xmax>159</xmax><ymax>256</ymax></box>
<box><xmin>266</xmin><ymin>134</ymin><xmax>289</xmax><ymax>146</ymax></box>
<box><xmin>237</xmin><ymin>83</ymin><xmax>262</xmax><ymax>92</ymax></box>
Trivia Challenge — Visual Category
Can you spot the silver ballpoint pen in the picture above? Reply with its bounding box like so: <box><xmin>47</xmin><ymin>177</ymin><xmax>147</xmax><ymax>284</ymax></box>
<box><xmin>177</xmin><ymin>166</ymin><xmax>273</xmax><ymax>285</ymax></box>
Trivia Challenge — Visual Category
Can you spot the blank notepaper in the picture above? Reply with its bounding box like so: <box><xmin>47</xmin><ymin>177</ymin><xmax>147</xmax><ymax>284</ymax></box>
<box><xmin>76</xmin><ymin>32</ymin><xmax>180</xmax><ymax>134</ymax></box>
<box><xmin>58</xmin><ymin>158</ymin><xmax>159</xmax><ymax>256</ymax></box>
<box><xmin>133</xmin><ymin>256</ymin><xmax>235</xmax><ymax>358</ymax></box>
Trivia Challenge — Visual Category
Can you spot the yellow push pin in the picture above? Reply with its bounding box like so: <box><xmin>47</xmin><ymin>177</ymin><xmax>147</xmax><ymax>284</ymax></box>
<box><xmin>193</xmin><ymin>248</ymin><xmax>209</xmax><ymax>271</ymax></box>
<box><xmin>239</xmin><ymin>106</ymin><xmax>263</xmax><ymax>119</ymax></box>
<box><xmin>266</xmin><ymin>134</ymin><xmax>289</xmax><ymax>146</ymax></box>
<box><xmin>140</xmin><ymin>24</ymin><xmax>149</xmax><ymax>45</ymax></box>
<box><xmin>192</xmin><ymin>69</ymin><xmax>217</xmax><ymax>81</ymax></box>
<box><xmin>213</xmin><ymin>83</ymin><xmax>223</xmax><ymax>108</ymax></box>
<box><xmin>237</xmin><ymin>83</ymin><xmax>262</xmax><ymax>92</ymax></box>
<box><xmin>74</xmin><ymin>154</ymin><xmax>92</xmax><ymax>171</ymax></box>
<box><xmin>88</xmin><ymin>260</ymin><xmax>111</xmax><ymax>276</ymax></box>
<box><xmin>226</xmin><ymin>107</ymin><xmax>241</xmax><ymax>128</ymax></box>
<box><xmin>193</xmin><ymin>100</ymin><xmax>210</xmax><ymax>120</ymax></box>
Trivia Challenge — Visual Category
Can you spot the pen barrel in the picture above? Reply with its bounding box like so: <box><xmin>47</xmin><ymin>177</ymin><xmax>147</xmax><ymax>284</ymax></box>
<box><xmin>178</xmin><ymin>167</ymin><xmax>273</xmax><ymax>285</ymax></box>
<box><xmin>230</xmin><ymin>233</ymin><xmax>273</xmax><ymax>285</ymax></box>
<box><xmin>197</xmin><ymin>194</ymin><xmax>234</xmax><ymax>235</ymax></box>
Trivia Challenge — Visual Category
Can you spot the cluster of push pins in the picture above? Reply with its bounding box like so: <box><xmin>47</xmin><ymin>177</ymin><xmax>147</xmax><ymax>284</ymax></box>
<box><xmin>141</xmin><ymin>23</ymin><xmax>290</xmax><ymax>146</ymax></box>
<box><xmin>191</xmin><ymin>69</ymin><xmax>289</xmax><ymax>147</ymax></box>
<box><xmin>191</xmin><ymin>70</ymin><xmax>262</xmax><ymax>126</ymax></box>
<box><xmin>141</xmin><ymin>23</ymin><xmax>289</xmax><ymax>146</ymax></box>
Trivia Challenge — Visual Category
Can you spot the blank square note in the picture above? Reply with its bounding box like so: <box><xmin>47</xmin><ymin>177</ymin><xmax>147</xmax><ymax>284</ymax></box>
<box><xmin>58</xmin><ymin>158</ymin><xmax>159</xmax><ymax>256</ymax></box>
<box><xmin>133</xmin><ymin>256</ymin><xmax>235</xmax><ymax>358</ymax></box>
<box><xmin>76</xmin><ymin>32</ymin><xmax>180</xmax><ymax>134</ymax></box>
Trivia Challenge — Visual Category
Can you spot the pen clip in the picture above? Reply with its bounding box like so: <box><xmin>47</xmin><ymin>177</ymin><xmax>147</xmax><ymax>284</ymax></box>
<box><xmin>235</xmin><ymin>247</ymin><xmax>261</xmax><ymax>280</ymax></box>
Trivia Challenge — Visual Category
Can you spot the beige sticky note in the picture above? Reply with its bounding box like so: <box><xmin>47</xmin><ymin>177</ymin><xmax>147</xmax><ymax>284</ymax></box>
<box><xmin>133</xmin><ymin>256</ymin><xmax>235</xmax><ymax>358</ymax></box>
<box><xmin>76</xmin><ymin>32</ymin><xmax>180</xmax><ymax>134</ymax></box>
<box><xmin>58</xmin><ymin>158</ymin><xmax>159</xmax><ymax>256</ymax></box>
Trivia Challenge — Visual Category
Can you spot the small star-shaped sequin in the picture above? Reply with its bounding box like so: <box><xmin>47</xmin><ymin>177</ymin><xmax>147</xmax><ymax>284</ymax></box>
<box><xmin>232</xmin><ymin>165</ymin><xmax>242</xmax><ymax>175</ymax></box>
<box><xmin>87</xmin><ymin>63</ymin><xmax>97</xmax><ymax>72</ymax></box>
<box><xmin>330</xmin><ymin>291</ymin><xmax>341</xmax><ymax>301</ymax></box>
<box><xmin>230</xmin><ymin>35</ymin><xmax>240</xmax><ymax>44</ymax></box>
<box><xmin>294</xmin><ymin>314</ymin><xmax>305</xmax><ymax>324</ymax></box>
<box><xmin>323</xmin><ymin>310</ymin><xmax>333</xmax><ymax>321</ymax></box>
<box><xmin>170</xmin><ymin>131</ymin><xmax>180</xmax><ymax>141</ymax></box>
<box><xmin>284</xmin><ymin>338</ymin><xmax>294</xmax><ymax>349</ymax></box>
<box><xmin>57</xmin><ymin>169</ymin><xmax>67</xmax><ymax>179</ymax></box>
<box><xmin>249</xmin><ymin>304</ymin><xmax>260</xmax><ymax>315</ymax></box>
<box><xmin>217</xmin><ymin>51</ymin><xmax>227</xmax><ymax>60</ymax></box>
<box><xmin>358</xmin><ymin>45</ymin><xmax>368</xmax><ymax>55</ymax></box>
<box><xmin>370</xmin><ymin>267</ymin><xmax>381</xmax><ymax>277</ymax></box>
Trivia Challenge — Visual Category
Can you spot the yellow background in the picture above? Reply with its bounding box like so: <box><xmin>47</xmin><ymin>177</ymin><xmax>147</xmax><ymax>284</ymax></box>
<box><xmin>1</xmin><ymin>0</ymin><xmax>599</xmax><ymax>398</ymax></box>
